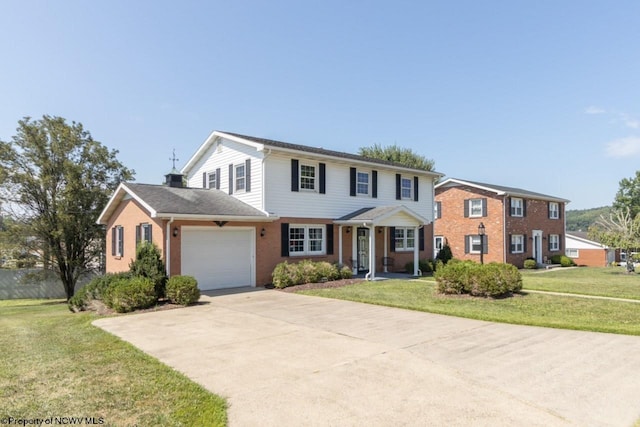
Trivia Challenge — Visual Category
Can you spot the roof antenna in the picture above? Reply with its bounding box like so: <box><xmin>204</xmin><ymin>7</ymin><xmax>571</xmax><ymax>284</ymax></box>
<box><xmin>170</xmin><ymin>149</ymin><xmax>180</xmax><ymax>172</ymax></box>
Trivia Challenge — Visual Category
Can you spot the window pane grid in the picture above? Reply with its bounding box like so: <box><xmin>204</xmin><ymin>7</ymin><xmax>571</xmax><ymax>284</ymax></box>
<box><xmin>357</xmin><ymin>172</ymin><xmax>369</xmax><ymax>195</ymax></box>
<box><xmin>470</xmin><ymin>199</ymin><xmax>482</xmax><ymax>217</ymax></box>
<box><xmin>401</xmin><ymin>178</ymin><xmax>412</xmax><ymax>199</ymax></box>
<box><xmin>289</xmin><ymin>225</ymin><xmax>325</xmax><ymax>255</ymax></box>
<box><xmin>300</xmin><ymin>165</ymin><xmax>316</xmax><ymax>190</ymax></box>
<box><xmin>235</xmin><ymin>165</ymin><xmax>245</xmax><ymax>191</ymax></box>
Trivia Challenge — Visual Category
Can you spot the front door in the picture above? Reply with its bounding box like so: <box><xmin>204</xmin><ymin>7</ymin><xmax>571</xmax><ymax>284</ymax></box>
<box><xmin>434</xmin><ymin>236</ymin><xmax>444</xmax><ymax>259</ymax></box>
<box><xmin>532</xmin><ymin>230</ymin><xmax>543</xmax><ymax>264</ymax></box>
<box><xmin>357</xmin><ymin>227</ymin><xmax>370</xmax><ymax>272</ymax></box>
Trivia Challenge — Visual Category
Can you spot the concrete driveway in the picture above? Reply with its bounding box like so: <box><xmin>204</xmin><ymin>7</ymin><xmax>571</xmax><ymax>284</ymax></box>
<box><xmin>94</xmin><ymin>289</ymin><xmax>640</xmax><ymax>426</ymax></box>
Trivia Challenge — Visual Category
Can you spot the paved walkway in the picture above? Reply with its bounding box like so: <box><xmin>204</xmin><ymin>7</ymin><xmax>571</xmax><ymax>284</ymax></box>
<box><xmin>94</xmin><ymin>289</ymin><xmax>640</xmax><ymax>427</ymax></box>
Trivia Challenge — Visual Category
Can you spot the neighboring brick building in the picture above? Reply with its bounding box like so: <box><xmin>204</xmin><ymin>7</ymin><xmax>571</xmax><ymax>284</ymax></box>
<box><xmin>565</xmin><ymin>232</ymin><xmax>617</xmax><ymax>267</ymax></box>
<box><xmin>434</xmin><ymin>178</ymin><xmax>569</xmax><ymax>268</ymax></box>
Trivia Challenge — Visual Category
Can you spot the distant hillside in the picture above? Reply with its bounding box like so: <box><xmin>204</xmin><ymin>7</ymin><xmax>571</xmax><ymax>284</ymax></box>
<box><xmin>566</xmin><ymin>206</ymin><xmax>611</xmax><ymax>232</ymax></box>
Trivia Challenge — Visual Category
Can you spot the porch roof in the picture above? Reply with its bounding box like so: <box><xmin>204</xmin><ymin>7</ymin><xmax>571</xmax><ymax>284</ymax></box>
<box><xmin>334</xmin><ymin>205</ymin><xmax>428</xmax><ymax>226</ymax></box>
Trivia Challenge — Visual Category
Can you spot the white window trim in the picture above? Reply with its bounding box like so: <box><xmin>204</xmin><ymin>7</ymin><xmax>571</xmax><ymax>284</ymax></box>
<box><xmin>511</xmin><ymin>198</ymin><xmax>524</xmax><ymax>217</ymax></box>
<box><xmin>139</xmin><ymin>223</ymin><xmax>152</xmax><ymax>244</ymax></box>
<box><xmin>299</xmin><ymin>163</ymin><xmax>317</xmax><ymax>192</ymax></box>
<box><xmin>289</xmin><ymin>224</ymin><xmax>325</xmax><ymax>256</ymax></box>
<box><xmin>394</xmin><ymin>227</ymin><xmax>415</xmax><ymax>252</ymax></box>
<box><xmin>469</xmin><ymin>199</ymin><xmax>483</xmax><ymax>218</ymax></box>
<box><xmin>235</xmin><ymin>164</ymin><xmax>246</xmax><ymax>193</ymax></box>
<box><xmin>208</xmin><ymin>171</ymin><xmax>217</xmax><ymax>189</ymax></box>
<box><xmin>549</xmin><ymin>234</ymin><xmax>560</xmax><ymax>251</ymax></box>
<box><xmin>549</xmin><ymin>202</ymin><xmax>559</xmax><ymax>219</ymax></box>
<box><xmin>401</xmin><ymin>177</ymin><xmax>413</xmax><ymax>200</ymax></box>
<box><xmin>469</xmin><ymin>235</ymin><xmax>482</xmax><ymax>254</ymax></box>
<box><xmin>114</xmin><ymin>226</ymin><xmax>124</xmax><ymax>257</ymax></box>
<box><xmin>566</xmin><ymin>248</ymin><xmax>579</xmax><ymax>258</ymax></box>
<box><xmin>356</xmin><ymin>171</ymin><xmax>370</xmax><ymax>196</ymax></box>
<box><xmin>511</xmin><ymin>234</ymin><xmax>524</xmax><ymax>254</ymax></box>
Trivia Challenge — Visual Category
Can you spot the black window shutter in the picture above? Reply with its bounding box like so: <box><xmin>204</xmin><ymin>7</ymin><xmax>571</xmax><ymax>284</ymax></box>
<box><xmin>319</xmin><ymin>163</ymin><xmax>326</xmax><ymax>194</ymax></box>
<box><xmin>395</xmin><ymin>174</ymin><xmax>401</xmax><ymax>200</ymax></box>
<box><xmin>507</xmin><ymin>197</ymin><xmax>512</xmax><ymax>217</ymax></box>
<box><xmin>414</xmin><ymin>177</ymin><xmax>419</xmax><ymax>202</ymax></box>
<box><xmin>464</xmin><ymin>199</ymin><xmax>469</xmax><ymax>218</ymax></box>
<box><xmin>326</xmin><ymin>224</ymin><xmax>334</xmax><ymax>254</ymax></box>
<box><xmin>390</xmin><ymin>227</ymin><xmax>396</xmax><ymax>252</ymax></box>
<box><xmin>523</xmin><ymin>199</ymin><xmax>527</xmax><ymax>217</ymax></box>
<box><xmin>548</xmin><ymin>202</ymin><xmax>552</xmax><ymax>219</ymax></box>
<box><xmin>291</xmin><ymin>159</ymin><xmax>299</xmax><ymax>192</ymax></box>
<box><xmin>548</xmin><ymin>237</ymin><xmax>552</xmax><ymax>251</ymax></box>
<box><xmin>135</xmin><ymin>225</ymin><xmax>141</xmax><ymax>247</ymax></box>
<box><xmin>111</xmin><ymin>227</ymin><xmax>116</xmax><ymax>256</ymax></box>
<box><xmin>202</xmin><ymin>172</ymin><xmax>207</xmax><ymax>188</ymax></box>
<box><xmin>483</xmin><ymin>235</ymin><xmax>488</xmax><ymax>254</ymax></box>
<box><xmin>559</xmin><ymin>204</ymin><xmax>562</xmax><ymax>219</ymax></box>
<box><xmin>228</xmin><ymin>164</ymin><xmax>234</xmax><ymax>195</ymax></box>
<box><xmin>119</xmin><ymin>227</ymin><xmax>124</xmax><ymax>256</ymax></box>
<box><xmin>372</xmin><ymin>170</ymin><xmax>378</xmax><ymax>198</ymax></box>
<box><xmin>215</xmin><ymin>168</ymin><xmax>221</xmax><ymax>189</ymax></box>
<box><xmin>245</xmin><ymin>159</ymin><xmax>251</xmax><ymax>193</ymax></box>
<box><xmin>149</xmin><ymin>225</ymin><xmax>152</xmax><ymax>243</ymax></box>
<box><xmin>465</xmin><ymin>235</ymin><xmax>470</xmax><ymax>254</ymax></box>
<box><xmin>559</xmin><ymin>234</ymin><xmax>562</xmax><ymax>250</ymax></box>
<box><xmin>349</xmin><ymin>167</ymin><xmax>356</xmax><ymax>197</ymax></box>
<box><xmin>419</xmin><ymin>227</ymin><xmax>424</xmax><ymax>251</ymax></box>
<box><xmin>436</xmin><ymin>201</ymin><xmax>442</xmax><ymax>219</ymax></box>
<box><xmin>523</xmin><ymin>236</ymin><xmax>528</xmax><ymax>253</ymax></box>
<box><xmin>281</xmin><ymin>223</ymin><xmax>290</xmax><ymax>257</ymax></box>
<box><xmin>509</xmin><ymin>234</ymin><xmax>513</xmax><ymax>253</ymax></box>
<box><xmin>482</xmin><ymin>198</ymin><xmax>487</xmax><ymax>217</ymax></box>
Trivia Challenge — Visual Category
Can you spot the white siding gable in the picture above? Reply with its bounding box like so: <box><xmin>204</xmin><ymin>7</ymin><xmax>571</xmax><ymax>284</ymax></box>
<box><xmin>185</xmin><ymin>137</ymin><xmax>264</xmax><ymax>211</ymax></box>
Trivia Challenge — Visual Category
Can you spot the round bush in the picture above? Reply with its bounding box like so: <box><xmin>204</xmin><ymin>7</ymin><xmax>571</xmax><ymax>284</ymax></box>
<box><xmin>166</xmin><ymin>275</ymin><xmax>200</xmax><ymax>306</ymax></box>
<box><xmin>272</xmin><ymin>261</ymin><xmax>302</xmax><ymax>288</ymax></box>
<box><xmin>340</xmin><ymin>265</ymin><xmax>353</xmax><ymax>279</ymax></box>
<box><xmin>560</xmin><ymin>255</ymin><xmax>575</xmax><ymax>267</ymax></box>
<box><xmin>523</xmin><ymin>259</ymin><xmax>537</xmax><ymax>269</ymax></box>
<box><xmin>105</xmin><ymin>277</ymin><xmax>157</xmax><ymax>313</ymax></box>
<box><xmin>435</xmin><ymin>261</ymin><xmax>522</xmax><ymax>297</ymax></box>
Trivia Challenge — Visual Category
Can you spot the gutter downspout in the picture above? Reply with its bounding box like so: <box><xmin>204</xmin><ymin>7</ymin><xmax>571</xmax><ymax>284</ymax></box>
<box><xmin>166</xmin><ymin>217</ymin><xmax>174</xmax><ymax>276</ymax></box>
<box><xmin>364</xmin><ymin>223</ymin><xmax>375</xmax><ymax>281</ymax></box>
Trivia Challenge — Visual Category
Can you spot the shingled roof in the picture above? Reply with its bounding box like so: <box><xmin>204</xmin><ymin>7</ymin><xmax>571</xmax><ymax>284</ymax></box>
<box><xmin>97</xmin><ymin>183</ymin><xmax>273</xmax><ymax>224</ymax></box>
<box><xmin>435</xmin><ymin>178</ymin><xmax>570</xmax><ymax>203</ymax></box>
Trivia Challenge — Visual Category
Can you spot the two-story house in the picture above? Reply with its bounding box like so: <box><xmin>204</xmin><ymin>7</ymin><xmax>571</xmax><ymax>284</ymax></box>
<box><xmin>434</xmin><ymin>178</ymin><xmax>569</xmax><ymax>267</ymax></box>
<box><xmin>98</xmin><ymin>131</ymin><xmax>443</xmax><ymax>290</ymax></box>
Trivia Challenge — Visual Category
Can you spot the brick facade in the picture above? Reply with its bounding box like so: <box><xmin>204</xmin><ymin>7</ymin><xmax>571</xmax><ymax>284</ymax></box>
<box><xmin>435</xmin><ymin>184</ymin><xmax>566</xmax><ymax>268</ymax></box>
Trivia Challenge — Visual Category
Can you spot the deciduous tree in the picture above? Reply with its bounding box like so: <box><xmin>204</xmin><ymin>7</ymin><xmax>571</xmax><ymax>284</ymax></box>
<box><xmin>613</xmin><ymin>171</ymin><xmax>640</xmax><ymax>219</ymax></box>
<box><xmin>358</xmin><ymin>143</ymin><xmax>435</xmax><ymax>171</ymax></box>
<box><xmin>0</xmin><ymin>116</ymin><xmax>134</xmax><ymax>299</ymax></box>
<box><xmin>589</xmin><ymin>207</ymin><xmax>640</xmax><ymax>272</ymax></box>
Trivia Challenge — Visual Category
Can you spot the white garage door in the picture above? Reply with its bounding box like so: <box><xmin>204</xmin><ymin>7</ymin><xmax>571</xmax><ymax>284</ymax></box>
<box><xmin>181</xmin><ymin>227</ymin><xmax>254</xmax><ymax>290</ymax></box>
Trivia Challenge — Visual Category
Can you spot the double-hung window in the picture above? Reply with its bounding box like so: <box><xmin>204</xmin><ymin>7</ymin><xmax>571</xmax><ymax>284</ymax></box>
<box><xmin>566</xmin><ymin>248</ymin><xmax>579</xmax><ymax>258</ymax></box>
<box><xmin>511</xmin><ymin>234</ymin><xmax>524</xmax><ymax>253</ymax></box>
<box><xmin>140</xmin><ymin>223</ymin><xmax>152</xmax><ymax>243</ymax></box>
<box><xmin>511</xmin><ymin>198</ymin><xmax>524</xmax><ymax>217</ymax></box>
<box><xmin>401</xmin><ymin>177</ymin><xmax>412</xmax><ymax>199</ymax></box>
<box><xmin>300</xmin><ymin>164</ymin><xmax>316</xmax><ymax>191</ymax></box>
<box><xmin>549</xmin><ymin>202</ymin><xmax>559</xmax><ymax>219</ymax></box>
<box><xmin>289</xmin><ymin>225</ymin><xmax>325</xmax><ymax>255</ymax></box>
<box><xmin>235</xmin><ymin>164</ymin><xmax>245</xmax><ymax>192</ymax></box>
<box><xmin>469</xmin><ymin>235</ymin><xmax>482</xmax><ymax>253</ymax></box>
<box><xmin>208</xmin><ymin>171</ymin><xmax>217</xmax><ymax>190</ymax></box>
<box><xmin>469</xmin><ymin>199</ymin><xmax>483</xmax><ymax>217</ymax></box>
<box><xmin>112</xmin><ymin>226</ymin><xmax>124</xmax><ymax>257</ymax></box>
<box><xmin>549</xmin><ymin>234</ymin><xmax>560</xmax><ymax>251</ymax></box>
<box><xmin>357</xmin><ymin>172</ymin><xmax>369</xmax><ymax>195</ymax></box>
<box><xmin>394</xmin><ymin>227</ymin><xmax>415</xmax><ymax>251</ymax></box>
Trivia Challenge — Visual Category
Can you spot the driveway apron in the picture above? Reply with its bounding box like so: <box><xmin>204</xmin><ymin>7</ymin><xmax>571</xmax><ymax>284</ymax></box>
<box><xmin>93</xmin><ymin>289</ymin><xmax>640</xmax><ymax>427</ymax></box>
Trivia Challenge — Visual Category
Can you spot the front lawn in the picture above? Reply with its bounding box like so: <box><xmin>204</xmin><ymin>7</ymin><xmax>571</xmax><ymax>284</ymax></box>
<box><xmin>297</xmin><ymin>279</ymin><xmax>640</xmax><ymax>335</ymax></box>
<box><xmin>0</xmin><ymin>299</ymin><xmax>226</xmax><ymax>426</ymax></box>
<box><xmin>521</xmin><ymin>267</ymin><xmax>640</xmax><ymax>300</ymax></box>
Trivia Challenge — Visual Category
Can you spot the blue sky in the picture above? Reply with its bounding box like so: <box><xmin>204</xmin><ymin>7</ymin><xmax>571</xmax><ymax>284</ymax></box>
<box><xmin>1</xmin><ymin>1</ymin><xmax>639</xmax><ymax>210</ymax></box>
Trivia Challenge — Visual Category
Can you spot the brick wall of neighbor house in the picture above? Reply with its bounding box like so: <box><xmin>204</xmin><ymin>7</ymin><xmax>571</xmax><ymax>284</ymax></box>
<box><xmin>571</xmin><ymin>249</ymin><xmax>608</xmax><ymax>267</ymax></box>
<box><xmin>504</xmin><ymin>199</ymin><xmax>565</xmax><ymax>267</ymax></box>
<box><xmin>435</xmin><ymin>186</ymin><xmax>505</xmax><ymax>264</ymax></box>
<box><xmin>105</xmin><ymin>199</ymin><xmax>165</xmax><ymax>274</ymax></box>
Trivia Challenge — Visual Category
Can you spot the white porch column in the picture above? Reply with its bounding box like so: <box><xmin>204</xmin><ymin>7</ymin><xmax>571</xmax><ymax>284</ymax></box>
<box><xmin>367</xmin><ymin>226</ymin><xmax>376</xmax><ymax>280</ymax></box>
<box><xmin>338</xmin><ymin>225</ymin><xmax>343</xmax><ymax>266</ymax></box>
<box><xmin>383</xmin><ymin>227</ymin><xmax>388</xmax><ymax>273</ymax></box>
<box><xmin>413</xmin><ymin>226</ymin><xmax>420</xmax><ymax>276</ymax></box>
<box><xmin>351</xmin><ymin>228</ymin><xmax>358</xmax><ymax>275</ymax></box>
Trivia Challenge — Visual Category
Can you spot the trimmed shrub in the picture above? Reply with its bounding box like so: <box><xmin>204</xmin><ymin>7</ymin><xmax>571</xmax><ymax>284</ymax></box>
<box><xmin>435</xmin><ymin>261</ymin><xmax>522</xmax><ymax>298</ymax></box>
<box><xmin>340</xmin><ymin>265</ymin><xmax>353</xmax><ymax>279</ymax></box>
<box><xmin>315</xmin><ymin>262</ymin><xmax>340</xmax><ymax>281</ymax></box>
<box><xmin>435</xmin><ymin>243</ymin><xmax>453</xmax><ymax>265</ymax></box>
<box><xmin>166</xmin><ymin>275</ymin><xmax>200</xmax><ymax>306</ymax></box>
<box><xmin>405</xmin><ymin>259</ymin><xmax>435</xmax><ymax>275</ymax></box>
<box><xmin>560</xmin><ymin>255</ymin><xmax>575</xmax><ymax>267</ymax></box>
<box><xmin>298</xmin><ymin>259</ymin><xmax>321</xmax><ymax>284</ymax></box>
<box><xmin>272</xmin><ymin>261</ymin><xmax>302</xmax><ymax>288</ymax></box>
<box><xmin>523</xmin><ymin>259</ymin><xmax>537</xmax><ymax>269</ymax></box>
<box><xmin>68</xmin><ymin>272</ymin><xmax>131</xmax><ymax>312</ymax></box>
<box><xmin>105</xmin><ymin>277</ymin><xmax>157</xmax><ymax>313</ymax></box>
<box><xmin>550</xmin><ymin>254</ymin><xmax>562</xmax><ymax>264</ymax></box>
<box><xmin>129</xmin><ymin>242</ymin><xmax>167</xmax><ymax>299</ymax></box>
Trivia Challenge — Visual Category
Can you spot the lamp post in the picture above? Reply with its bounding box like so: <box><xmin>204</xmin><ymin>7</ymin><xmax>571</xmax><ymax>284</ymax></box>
<box><xmin>478</xmin><ymin>222</ymin><xmax>485</xmax><ymax>264</ymax></box>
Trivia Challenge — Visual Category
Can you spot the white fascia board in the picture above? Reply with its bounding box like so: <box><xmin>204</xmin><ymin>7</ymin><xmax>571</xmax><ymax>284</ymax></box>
<box><xmin>374</xmin><ymin>205</ymin><xmax>429</xmax><ymax>225</ymax></box>
<box><xmin>566</xmin><ymin>234</ymin><xmax>607</xmax><ymax>249</ymax></box>
<box><xmin>155</xmin><ymin>213</ymin><xmax>279</xmax><ymax>222</ymax></box>
<box><xmin>436</xmin><ymin>178</ymin><xmax>570</xmax><ymax>203</ymax></box>
<box><xmin>181</xmin><ymin>130</ymin><xmax>218</xmax><ymax>175</ymax></box>
<box><xmin>435</xmin><ymin>178</ymin><xmax>503</xmax><ymax>195</ymax></box>
<box><xmin>96</xmin><ymin>183</ymin><xmax>158</xmax><ymax>225</ymax></box>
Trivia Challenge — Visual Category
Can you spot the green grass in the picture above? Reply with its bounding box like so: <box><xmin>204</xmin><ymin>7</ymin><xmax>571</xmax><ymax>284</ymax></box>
<box><xmin>0</xmin><ymin>299</ymin><xmax>226</xmax><ymax>427</ymax></box>
<box><xmin>521</xmin><ymin>267</ymin><xmax>640</xmax><ymax>300</ymax></box>
<box><xmin>297</xmin><ymin>279</ymin><xmax>640</xmax><ymax>335</ymax></box>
